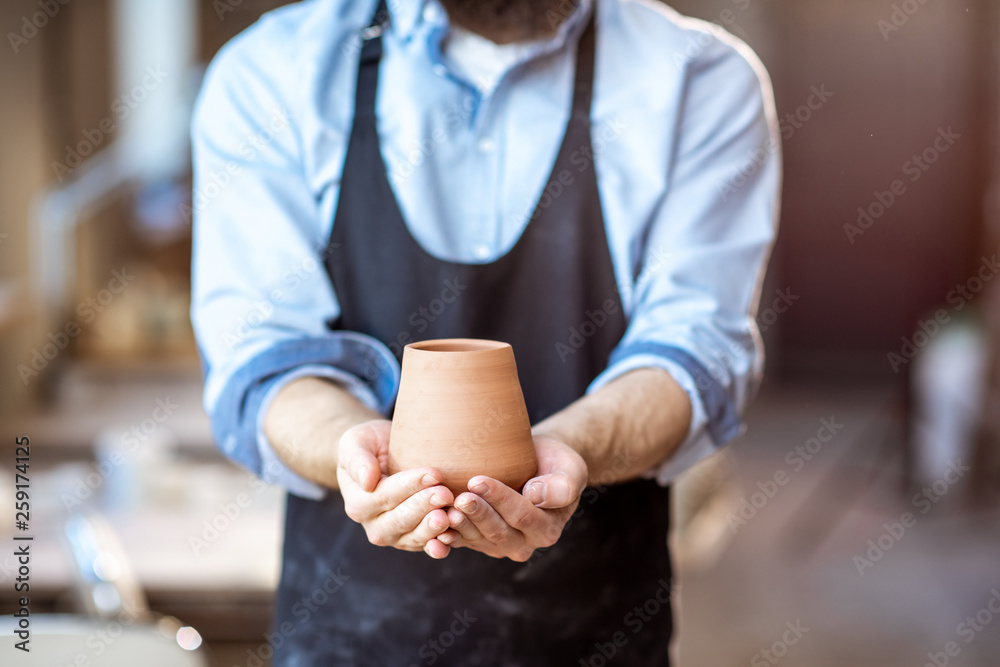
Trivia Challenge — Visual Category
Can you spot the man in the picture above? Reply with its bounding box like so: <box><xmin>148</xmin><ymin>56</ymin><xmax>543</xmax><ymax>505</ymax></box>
<box><xmin>191</xmin><ymin>0</ymin><xmax>780</xmax><ymax>663</ymax></box>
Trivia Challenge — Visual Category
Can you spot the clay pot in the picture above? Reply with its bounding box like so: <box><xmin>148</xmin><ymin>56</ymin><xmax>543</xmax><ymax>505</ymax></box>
<box><xmin>388</xmin><ymin>339</ymin><xmax>538</xmax><ymax>496</ymax></box>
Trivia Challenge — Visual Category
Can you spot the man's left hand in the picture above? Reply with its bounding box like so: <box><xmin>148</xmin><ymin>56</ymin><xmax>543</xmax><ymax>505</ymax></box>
<box><xmin>439</xmin><ymin>436</ymin><xmax>587</xmax><ymax>562</ymax></box>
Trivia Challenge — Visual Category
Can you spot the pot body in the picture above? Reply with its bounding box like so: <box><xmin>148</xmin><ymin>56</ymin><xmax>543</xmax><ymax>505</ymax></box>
<box><xmin>388</xmin><ymin>339</ymin><xmax>537</xmax><ymax>496</ymax></box>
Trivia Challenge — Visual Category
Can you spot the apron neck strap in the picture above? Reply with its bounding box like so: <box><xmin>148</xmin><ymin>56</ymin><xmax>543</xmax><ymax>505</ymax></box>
<box><xmin>356</xmin><ymin>0</ymin><xmax>390</xmax><ymax>114</ymax></box>
<box><xmin>356</xmin><ymin>0</ymin><xmax>598</xmax><ymax>121</ymax></box>
<box><xmin>570</xmin><ymin>4</ymin><xmax>597</xmax><ymax>124</ymax></box>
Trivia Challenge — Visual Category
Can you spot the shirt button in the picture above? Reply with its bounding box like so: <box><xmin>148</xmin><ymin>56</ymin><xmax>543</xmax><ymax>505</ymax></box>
<box><xmin>477</xmin><ymin>138</ymin><xmax>496</xmax><ymax>153</ymax></box>
<box><xmin>422</xmin><ymin>4</ymin><xmax>439</xmax><ymax>22</ymax></box>
<box><xmin>472</xmin><ymin>244</ymin><xmax>491</xmax><ymax>260</ymax></box>
<box><xmin>432</xmin><ymin>63</ymin><xmax>448</xmax><ymax>77</ymax></box>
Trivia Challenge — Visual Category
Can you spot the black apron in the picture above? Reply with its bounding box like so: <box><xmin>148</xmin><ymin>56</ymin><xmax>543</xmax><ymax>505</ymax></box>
<box><xmin>274</xmin><ymin>3</ymin><xmax>674</xmax><ymax>664</ymax></box>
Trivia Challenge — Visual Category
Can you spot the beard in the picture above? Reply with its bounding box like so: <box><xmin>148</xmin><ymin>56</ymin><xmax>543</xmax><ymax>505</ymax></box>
<box><xmin>437</xmin><ymin>0</ymin><xmax>580</xmax><ymax>42</ymax></box>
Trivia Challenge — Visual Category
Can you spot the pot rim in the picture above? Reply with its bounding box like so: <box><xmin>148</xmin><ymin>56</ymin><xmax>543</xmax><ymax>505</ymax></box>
<box><xmin>405</xmin><ymin>338</ymin><xmax>510</xmax><ymax>353</ymax></box>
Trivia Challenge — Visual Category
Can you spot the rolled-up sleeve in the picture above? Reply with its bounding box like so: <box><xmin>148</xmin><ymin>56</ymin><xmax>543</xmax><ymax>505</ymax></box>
<box><xmin>590</xmin><ymin>31</ymin><xmax>781</xmax><ymax>484</ymax></box>
<box><xmin>190</xmin><ymin>28</ymin><xmax>399</xmax><ymax>497</ymax></box>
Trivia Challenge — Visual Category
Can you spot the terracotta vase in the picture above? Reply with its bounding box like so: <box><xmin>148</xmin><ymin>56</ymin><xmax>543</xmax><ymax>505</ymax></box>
<box><xmin>388</xmin><ymin>339</ymin><xmax>538</xmax><ymax>496</ymax></box>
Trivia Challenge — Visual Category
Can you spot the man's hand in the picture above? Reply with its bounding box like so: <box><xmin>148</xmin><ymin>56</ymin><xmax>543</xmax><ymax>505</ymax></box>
<box><xmin>337</xmin><ymin>420</ymin><xmax>456</xmax><ymax>559</ymax></box>
<box><xmin>438</xmin><ymin>436</ymin><xmax>587</xmax><ymax>562</ymax></box>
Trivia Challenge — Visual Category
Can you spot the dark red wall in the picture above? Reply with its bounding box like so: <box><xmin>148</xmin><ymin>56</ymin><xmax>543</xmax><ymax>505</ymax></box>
<box><xmin>669</xmin><ymin>0</ymin><xmax>994</xmax><ymax>377</ymax></box>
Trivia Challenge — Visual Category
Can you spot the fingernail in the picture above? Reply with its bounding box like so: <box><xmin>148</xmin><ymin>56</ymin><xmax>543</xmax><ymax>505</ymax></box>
<box><xmin>460</xmin><ymin>498</ymin><xmax>478</xmax><ymax>513</ymax></box>
<box><xmin>470</xmin><ymin>482</ymin><xmax>489</xmax><ymax>497</ymax></box>
<box><xmin>421</xmin><ymin>473</ymin><xmax>437</xmax><ymax>487</ymax></box>
<box><xmin>430</xmin><ymin>517</ymin><xmax>445</xmax><ymax>530</ymax></box>
<box><xmin>527</xmin><ymin>481</ymin><xmax>546</xmax><ymax>505</ymax></box>
<box><xmin>358</xmin><ymin>465</ymin><xmax>370</xmax><ymax>485</ymax></box>
<box><xmin>430</xmin><ymin>492</ymin><xmax>447</xmax><ymax>507</ymax></box>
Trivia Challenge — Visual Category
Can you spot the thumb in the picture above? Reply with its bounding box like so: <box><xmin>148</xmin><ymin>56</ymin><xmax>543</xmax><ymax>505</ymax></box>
<box><xmin>340</xmin><ymin>421</ymin><xmax>390</xmax><ymax>492</ymax></box>
<box><xmin>523</xmin><ymin>472</ymin><xmax>579</xmax><ymax>509</ymax></box>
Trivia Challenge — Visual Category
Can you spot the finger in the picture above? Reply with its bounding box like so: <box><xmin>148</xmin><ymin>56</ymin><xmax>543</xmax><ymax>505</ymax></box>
<box><xmin>397</xmin><ymin>507</ymin><xmax>450</xmax><ymax>549</ymax></box>
<box><xmin>530</xmin><ymin>439</ymin><xmax>588</xmax><ymax>507</ymax></box>
<box><xmin>467</xmin><ymin>476</ymin><xmax>543</xmax><ymax>533</ymax></box>
<box><xmin>440</xmin><ymin>533</ymin><xmax>532</xmax><ymax>562</ymax></box>
<box><xmin>523</xmin><ymin>471</ymin><xmax>581</xmax><ymax>509</ymax></box>
<box><xmin>439</xmin><ymin>534</ymin><xmax>468</xmax><ymax>550</ymax></box>
<box><xmin>436</xmin><ymin>529</ymin><xmax>459</xmax><ymax>546</ymax></box>
<box><xmin>445</xmin><ymin>508</ymin><xmax>483</xmax><ymax>542</ymax></box>
<box><xmin>339</xmin><ymin>422</ymin><xmax>391</xmax><ymax>492</ymax></box>
<box><xmin>454</xmin><ymin>488</ymin><xmax>520</xmax><ymax>544</ymax></box>
<box><xmin>372</xmin><ymin>469</ymin><xmax>449</xmax><ymax>514</ymax></box>
<box><xmin>340</xmin><ymin>469</ymin><xmax>444</xmax><ymax>524</ymax></box>
<box><xmin>424</xmin><ymin>538</ymin><xmax>450</xmax><ymax>559</ymax></box>
<box><xmin>369</xmin><ymin>486</ymin><xmax>451</xmax><ymax>542</ymax></box>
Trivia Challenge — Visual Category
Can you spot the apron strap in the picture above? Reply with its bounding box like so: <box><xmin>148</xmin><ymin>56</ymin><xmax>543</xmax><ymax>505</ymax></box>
<box><xmin>356</xmin><ymin>0</ymin><xmax>597</xmax><ymax>124</ymax></box>
<box><xmin>570</xmin><ymin>5</ymin><xmax>597</xmax><ymax>125</ymax></box>
<box><xmin>355</xmin><ymin>0</ymin><xmax>389</xmax><ymax>118</ymax></box>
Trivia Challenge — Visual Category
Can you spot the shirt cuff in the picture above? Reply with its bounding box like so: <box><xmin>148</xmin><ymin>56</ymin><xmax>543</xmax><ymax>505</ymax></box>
<box><xmin>209</xmin><ymin>332</ymin><xmax>400</xmax><ymax>498</ymax></box>
<box><xmin>255</xmin><ymin>364</ymin><xmax>384</xmax><ymax>500</ymax></box>
<box><xmin>587</xmin><ymin>352</ymin><xmax>738</xmax><ymax>485</ymax></box>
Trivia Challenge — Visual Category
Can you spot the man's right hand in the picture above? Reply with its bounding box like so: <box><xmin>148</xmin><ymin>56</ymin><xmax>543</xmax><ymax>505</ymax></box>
<box><xmin>337</xmin><ymin>420</ymin><xmax>455</xmax><ymax>559</ymax></box>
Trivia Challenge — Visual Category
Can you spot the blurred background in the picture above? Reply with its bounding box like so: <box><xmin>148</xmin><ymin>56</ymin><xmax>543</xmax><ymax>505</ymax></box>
<box><xmin>0</xmin><ymin>0</ymin><xmax>998</xmax><ymax>665</ymax></box>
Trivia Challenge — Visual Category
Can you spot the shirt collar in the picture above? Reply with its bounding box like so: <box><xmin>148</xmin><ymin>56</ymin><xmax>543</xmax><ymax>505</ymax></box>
<box><xmin>385</xmin><ymin>0</ymin><xmax>430</xmax><ymax>41</ymax></box>
<box><xmin>387</xmin><ymin>0</ymin><xmax>595</xmax><ymax>50</ymax></box>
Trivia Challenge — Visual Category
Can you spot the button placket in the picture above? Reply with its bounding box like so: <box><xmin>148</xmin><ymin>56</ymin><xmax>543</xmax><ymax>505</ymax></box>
<box><xmin>465</xmin><ymin>109</ymin><xmax>501</xmax><ymax>262</ymax></box>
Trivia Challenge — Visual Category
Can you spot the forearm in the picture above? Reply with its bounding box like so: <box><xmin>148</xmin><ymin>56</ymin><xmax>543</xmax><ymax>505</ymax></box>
<box><xmin>263</xmin><ymin>377</ymin><xmax>383</xmax><ymax>489</ymax></box>
<box><xmin>532</xmin><ymin>368</ymin><xmax>692</xmax><ymax>486</ymax></box>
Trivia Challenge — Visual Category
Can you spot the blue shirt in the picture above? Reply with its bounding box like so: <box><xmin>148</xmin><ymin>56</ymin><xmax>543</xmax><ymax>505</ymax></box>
<box><xmin>190</xmin><ymin>0</ymin><xmax>781</xmax><ymax>499</ymax></box>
